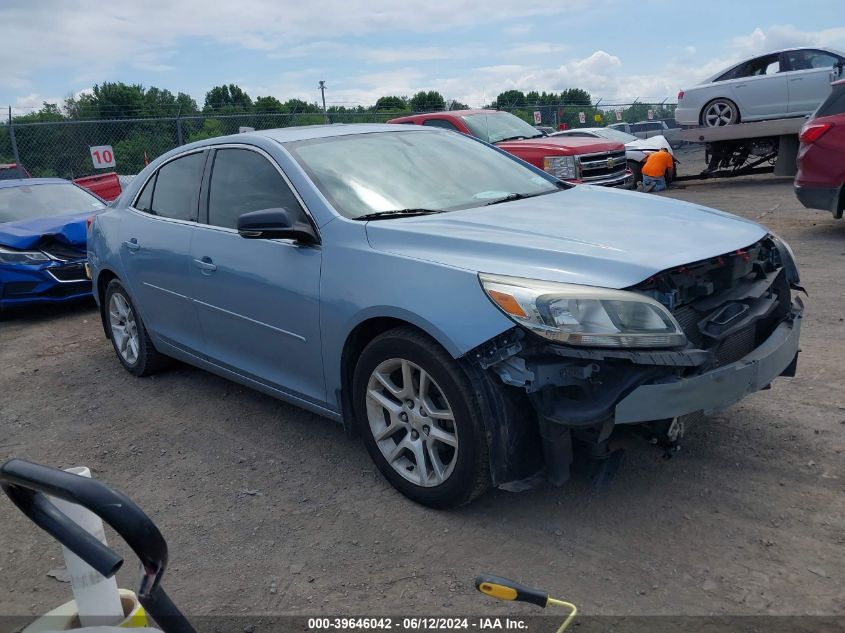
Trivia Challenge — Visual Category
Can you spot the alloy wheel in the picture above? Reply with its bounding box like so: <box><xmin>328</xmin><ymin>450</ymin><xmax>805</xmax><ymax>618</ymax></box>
<box><xmin>109</xmin><ymin>293</ymin><xmax>140</xmax><ymax>365</ymax></box>
<box><xmin>703</xmin><ymin>101</ymin><xmax>736</xmax><ymax>127</ymax></box>
<box><xmin>365</xmin><ymin>358</ymin><xmax>459</xmax><ymax>487</ymax></box>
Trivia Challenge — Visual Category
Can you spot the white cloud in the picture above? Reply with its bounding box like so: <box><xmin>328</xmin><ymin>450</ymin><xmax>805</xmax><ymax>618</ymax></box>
<box><xmin>731</xmin><ymin>25</ymin><xmax>845</xmax><ymax>57</ymax></box>
<box><xmin>0</xmin><ymin>0</ymin><xmax>585</xmax><ymax>90</ymax></box>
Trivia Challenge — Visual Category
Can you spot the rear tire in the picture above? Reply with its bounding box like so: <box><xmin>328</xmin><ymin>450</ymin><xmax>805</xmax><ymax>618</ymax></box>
<box><xmin>353</xmin><ymin>326</ymin><xmax>490</xmax><ymax>508</ymax></box>
<box><xmin>701</xmin><ymin>98</ymin><xmax>739</xmax><ymax>127</ymax></box>
<box><xmin>105</xmin><ymin>279</ymin><xmax>169</xmax><ymax>377</ymax></box>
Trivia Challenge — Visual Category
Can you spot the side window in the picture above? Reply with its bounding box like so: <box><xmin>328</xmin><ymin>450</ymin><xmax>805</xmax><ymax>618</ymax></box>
<box><xmin>207</xmin><ymin>148</ymin><xmax>304</xmax><ymax>230</ymax></box>
<box><xmin>422</xmin><ymin>119</ymin><xmax>459</xmax><ymax>131</ymax></box>
<box><xmin>717</xmin><ymin>54</ymin><xmax>779</xmax><ymax>80</ymax></box>
<box><xmin>148</xmin><ymin>152</ymin><xmax>205</xmax><ymax>221</ymax></box>
<box><xmin>786</xmin><ymin>49</ymin><xmax>841</xmax><ymax>71</ymax></box>
<box><xmin>133</xmin><ymin>173</ymin><xmax>156</xmax><ymax>212</ymax></box>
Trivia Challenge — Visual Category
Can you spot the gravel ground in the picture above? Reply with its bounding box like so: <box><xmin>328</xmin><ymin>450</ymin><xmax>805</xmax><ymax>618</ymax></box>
<box><xmin>1</xmin><ymin>151</ymin><xmax>843</xmax><ymax>623</ymax></box>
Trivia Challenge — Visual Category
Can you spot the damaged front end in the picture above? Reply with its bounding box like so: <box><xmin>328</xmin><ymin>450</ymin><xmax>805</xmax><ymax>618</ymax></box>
<box><xmin>472</xmin><ymin>235</ymin><xmax>804</xmax><ymax>487</ymax></box>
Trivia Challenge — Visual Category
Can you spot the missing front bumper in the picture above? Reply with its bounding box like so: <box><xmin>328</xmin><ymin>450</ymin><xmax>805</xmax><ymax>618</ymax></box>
<box><xmin>614</xmin><ymin>300</ymin><xmax>802</xmax><ymax>424</ymax></box>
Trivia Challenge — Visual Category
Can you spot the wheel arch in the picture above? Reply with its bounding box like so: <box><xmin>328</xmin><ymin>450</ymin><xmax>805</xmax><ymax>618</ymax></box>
<box><xmin>95</xmin><ymin>268</ymin><xmax>119</xmax><ymax>338</ymax></box>
<box><xmin>338</xmin><ymin>315</ymin><xmax>456</xmax><ymax>437</ymax></box>
<box><xmin>337</xmin><ymin>315</ymin><xmax>543</xmax><ymax>488</ymax></box>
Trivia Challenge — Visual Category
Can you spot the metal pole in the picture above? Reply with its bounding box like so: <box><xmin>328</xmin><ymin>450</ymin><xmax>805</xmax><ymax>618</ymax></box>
<box><xmin>8</xmin><ymin>106</ymin><xmax>24</xmax><ymax>178</ymax></box>
<box><xmin>175</xmin><ymin>105</ymin><xmax>183</xmax><ymax>146</ymax></box>
<box><xmin>318</xmin><ymin>81</ymin><xmax>328</xmax><ymax>124</ymax></box>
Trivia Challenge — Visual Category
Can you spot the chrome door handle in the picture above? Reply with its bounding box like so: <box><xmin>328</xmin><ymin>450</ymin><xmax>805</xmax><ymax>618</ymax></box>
<box><xmin>193</xmin><ymin>257</ymin><xmax>217</xmax><ymax>273</ymax></box>
<box><xmin>123</xmin><ymin>239</ymin><xmax>140</xmax><ymax>252</ymax></box>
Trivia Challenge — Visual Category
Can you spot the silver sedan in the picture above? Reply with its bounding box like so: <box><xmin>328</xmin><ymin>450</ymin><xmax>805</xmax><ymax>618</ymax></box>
<box><xmin>675</xmin><ymin>47</ymin><xmax>845</xmax><ymax>127</ymax></box>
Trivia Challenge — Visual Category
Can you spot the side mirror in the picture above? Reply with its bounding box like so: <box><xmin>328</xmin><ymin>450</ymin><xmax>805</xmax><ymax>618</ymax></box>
<box><xmin>237</xmin><ymin>208</ymin><xmax>318</xmax><ymax>244</ymax></box>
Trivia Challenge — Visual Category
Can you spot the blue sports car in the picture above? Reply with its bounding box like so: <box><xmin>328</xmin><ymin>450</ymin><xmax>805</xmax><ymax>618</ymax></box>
<box><xmin>0</xmin><ymin>178</ymin><xmax>106</xmax><ymax>311</ymax></box>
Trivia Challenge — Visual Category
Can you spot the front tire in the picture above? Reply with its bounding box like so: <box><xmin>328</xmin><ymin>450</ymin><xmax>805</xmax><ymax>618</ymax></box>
<box><xmin>105</xmin><ymin>279</ymin><xmax>169</xmax><ymax>377</ymax></box>
<box><xmin>628</xmin><ymin>160</ymin><xmax>643</xmax><ymax>185</ymax></box>
<box><xmin>353</xmin><ymin>327</ymin><xmax>490</xmax><ymax>508</ymax></box>
<box><xmin>701</xmin><ymin>98</ymin><xmax>739</xmax><ymax>127</ymax></box>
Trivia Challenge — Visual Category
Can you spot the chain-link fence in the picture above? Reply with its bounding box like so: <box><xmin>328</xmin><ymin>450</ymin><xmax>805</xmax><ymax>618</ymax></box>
<box><xmin>4</xmin><ymin>102</ymin><xmax>677</xmax><ymax>180</ymax></box>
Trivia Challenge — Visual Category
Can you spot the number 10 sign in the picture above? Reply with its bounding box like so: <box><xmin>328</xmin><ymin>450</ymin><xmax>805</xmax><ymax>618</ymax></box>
<box><xmin>89</xmin><ymin>145</ymin><xmax>116</xmax><ymax>169</ymax></box>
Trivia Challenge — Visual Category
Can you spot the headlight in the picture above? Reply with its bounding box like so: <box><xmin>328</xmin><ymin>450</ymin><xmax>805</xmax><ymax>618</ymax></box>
<box><xmin>768</xmin><ymin>233</ymin><xmax>800</xmax><ymax>285</ymax></box>
<box><xmin>480</xmin><ymin>273</ymin><xmax>687</xmax><ymax>348</ymax></box>
<box><xmin>0</xmin><ymin>246</ymin><xmax>51</xmax><ymax>265</ymax></box>
<box><xmin>543</xmin><ymin>155</ymin><xmax>577</xmax><ymax>180</ymax></box>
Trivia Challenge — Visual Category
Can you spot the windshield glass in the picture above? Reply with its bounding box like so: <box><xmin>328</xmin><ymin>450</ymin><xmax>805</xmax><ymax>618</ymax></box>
<box><xmin>461</xmin><ymin>112</ymin><xmax>544</xmax><ymax>144</ymax></box>
<box><xmin>0</xmin><ymin>183</ymin><xmax>105</xmax><ymax>223</ymax></box>
<box><xmin>595</xmin><ymin>128</ymin><xmax>638</xmax><ymax>143</ymax></box>
<box><xmin>286</xmin><ymin>130</ymin><xmax>559</xmax><ymax>219</ymax></box>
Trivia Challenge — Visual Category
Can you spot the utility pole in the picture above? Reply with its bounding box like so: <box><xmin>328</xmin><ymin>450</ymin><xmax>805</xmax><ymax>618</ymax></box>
<box><xmin>318</xmin><ymin>80</ymin><xmax>328</xmax><ymax>124</ymax></box>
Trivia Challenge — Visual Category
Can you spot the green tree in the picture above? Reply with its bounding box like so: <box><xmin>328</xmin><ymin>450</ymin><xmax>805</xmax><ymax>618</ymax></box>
<box><xmin>495</xmin><ymin>90</ymin><xmax>526</xmax><ymax>109</ymax></box>
<box><xmin>203</xmin><ymin>84</ymin><xmax>253</xmax><ymax>112</ymax></box>
<box><xmin>254</xmin><ymin>96</ymin><xmax>285</xmax><ymax>113</ymax></box>
<box><xmin>374</xmin><ymin>96</ymin><xmax>408</xmax><ymax>111</ymax></box>
<box><xmin>409</xmin><ymin>90</ymin><xmax>445</xmax><ymax>112</ymax></box>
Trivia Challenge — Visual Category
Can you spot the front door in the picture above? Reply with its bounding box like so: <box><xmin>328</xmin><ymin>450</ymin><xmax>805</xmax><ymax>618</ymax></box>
<box><xmin>783</xmin><ymin>49</ymin><xmax>843</xmax><ymax>114</ymax></box>
<box><xmin>189</xmin><ymin>146</ymin><xmax>325</xmax><ymax>405</ymax></box>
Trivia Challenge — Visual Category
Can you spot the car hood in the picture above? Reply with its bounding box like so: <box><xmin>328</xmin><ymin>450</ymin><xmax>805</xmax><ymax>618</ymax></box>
<box><xmin>0</xmin><ymin>211</ymin><xmax>91</xmax><ymax>250</ymax></box>
<box><xmin>365</xmin><ymin>186</ymin><xmax>767</xmax><ymax>289</ymax></box>
<box><xmin>625</xmin><ymin>135</ymin><xmax>673</xmax><ymax>154</ymax></box>
<box><xmin>497</xmin><ymin>136</ymin><xmax>622</xmax><ymax>156</ymax></box>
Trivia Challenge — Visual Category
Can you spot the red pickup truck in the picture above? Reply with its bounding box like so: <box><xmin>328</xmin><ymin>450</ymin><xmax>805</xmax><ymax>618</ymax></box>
<box><xmin>388</xmin><ymin>109</ymin><xmax>633</xmax><ymax>188</ymax></box>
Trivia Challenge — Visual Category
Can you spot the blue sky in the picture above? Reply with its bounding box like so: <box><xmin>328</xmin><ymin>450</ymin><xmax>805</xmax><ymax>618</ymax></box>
<box><xmin>2</xmin><ymin>0</ymin><xmax>843</xmax><ymax>112</ymax></box>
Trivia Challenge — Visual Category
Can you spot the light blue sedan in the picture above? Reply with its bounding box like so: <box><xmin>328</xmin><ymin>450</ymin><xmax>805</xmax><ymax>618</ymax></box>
<box><xmin>88</xmin><ymin>124</ymin><xmax>803</xmax><ymax>507</ymax></box>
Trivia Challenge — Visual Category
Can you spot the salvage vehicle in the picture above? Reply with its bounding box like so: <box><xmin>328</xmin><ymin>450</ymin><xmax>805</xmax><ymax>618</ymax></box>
<box><xmin>88</xmin><ymin>125</ymin><xmax>803</xmax><ymax>508</ymax></box>
<box><xmin>794</xmin><ymin>79</ymin><xmax>845</xmax><ymax>218</ymax></box>
<box><xmin>675</xmin><ymin>47</ymin><xmax>844</xmax><ymax>127</ymax></box>
<box><xmin>388</xmin><ymin>109</ymin><xmax>632</xmax><ymax>188</ymax></box>
<box><xmin>0</xmin><ymin>178</ymin><xmax>105</xmax><ymax>312</ymax></box>
<box><xmin>550</xmin><ymin>127</ymin><xmax>674</xmax><ymax>185</ymax></box>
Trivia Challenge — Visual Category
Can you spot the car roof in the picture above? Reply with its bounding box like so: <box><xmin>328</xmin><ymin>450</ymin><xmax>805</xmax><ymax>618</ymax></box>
<box><xmin>169</xmin><ymin>123</ymin><xmax>446</xmax><ymax>153</ymax></box>
<box><xmin>701</xmin><ymin>46</ymin><xmax>845</xmax><ymax>83</ymax></box>
<box><xmin>0</xmin><ymin>177</ymin><xmax>69</xmax><ymax>189</ymax></box>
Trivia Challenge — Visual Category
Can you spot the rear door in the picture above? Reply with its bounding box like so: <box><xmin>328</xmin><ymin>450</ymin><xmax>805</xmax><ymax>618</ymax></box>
<box><xmin>783</xmin><ymin>49</ymin><xmax>843</xmax><ymax>113</ymax></box>
<box><xmin>726</xmin><ymin>53</ymin><xmax>788</xmax><ymax>119</ymax></box>
<box><xmin>120</xmin><ymin>150</ymin><xmax>206</xmax><ymax>354</ymax></box>
<box><xmin>189</xmin><ymin>145</ymin><xmax>325</xmax><ymax>404</ymax></box>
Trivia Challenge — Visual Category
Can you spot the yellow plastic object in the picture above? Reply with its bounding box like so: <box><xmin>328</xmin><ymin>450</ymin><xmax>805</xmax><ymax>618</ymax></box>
<box><xmin>475</xmin><ymin>575</ymin><xmax>577</xmax><ymax>633</ymax></box>
<box><xmin>22</xmin><ymin>588</ymin><xmax>148</xmax><ymax>631</ymax></box>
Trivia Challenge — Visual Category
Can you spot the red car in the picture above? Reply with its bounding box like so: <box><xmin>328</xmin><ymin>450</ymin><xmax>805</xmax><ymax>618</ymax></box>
<box><xmin>795</xmin><ymin>79</ymin><xmax>845</xmax><ymax>219</ymax></box>
<box><xmin>388</xmin><ymin>109</ymin><xmax>633</xmax><ymax>188</ymax></box>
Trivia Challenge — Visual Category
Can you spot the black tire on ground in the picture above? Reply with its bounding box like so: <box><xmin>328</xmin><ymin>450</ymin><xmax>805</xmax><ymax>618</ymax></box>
<box><xmin>104</xmin><ymin>279</ymin><xmax>170</xmax><ymax>377</ymax></box>
<box><xmin>628</xmin><ymin>160</ymin><xmax>643</xmax><ymax>185</ymax></box>
<box><xmin>352</xmin><ymin>326</ymin><xmax>491</xmax><ymax>508</ymax></box>
<box><xmin>700</xmin><ymin>98</ymin><xmax>740</xmax><ymax>127</ymax></box>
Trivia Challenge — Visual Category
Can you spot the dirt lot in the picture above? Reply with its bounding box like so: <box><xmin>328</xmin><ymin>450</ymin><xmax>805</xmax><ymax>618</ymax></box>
<box><xmin>1</xmin><ymin>154</ymin><xmax>844</xmax><ymax>622</ymax></box>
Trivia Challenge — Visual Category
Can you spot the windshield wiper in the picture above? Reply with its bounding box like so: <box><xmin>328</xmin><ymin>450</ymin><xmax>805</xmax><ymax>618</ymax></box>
<box><xmin>496</xmin><ymin>135</ymin><xmax>528</xmax><ymax>143</ymax></box>
<box><xmin>354</xmin><ymin>208</ymin><xmax>444</xmax><ymax>221</ymax></box>
<box><xmin>485</xmin><ymin>192</ymin><xmax>550</xmax><ymax>206</ymax></box>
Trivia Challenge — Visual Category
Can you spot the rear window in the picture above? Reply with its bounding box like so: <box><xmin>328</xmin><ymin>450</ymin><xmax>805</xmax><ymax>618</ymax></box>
<box><xmin>815</xmin><ymin>84</ymin><xmax>845</xmax><ymax>117</ymax></box>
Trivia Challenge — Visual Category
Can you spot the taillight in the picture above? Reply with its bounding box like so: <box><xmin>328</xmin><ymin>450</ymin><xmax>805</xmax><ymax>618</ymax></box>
<box><xmin>86</xmin><ymin>215</ymin><xmax>95</xmax><ymax>230</ymax></box>
<box><xmin>799</xmin><ymin>122</ymin><xmax>833</xmax><ymax>143</ymax></box>
<box><xmin>677</xmin><ymin>90</ymin><xmax>684</xmax><ymax>100</ymax></box>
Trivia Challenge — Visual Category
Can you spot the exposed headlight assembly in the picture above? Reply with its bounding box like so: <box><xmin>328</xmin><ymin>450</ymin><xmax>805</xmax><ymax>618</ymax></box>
<box><xmin>0</xmin><ymin>246</ymin><xmax>51</xmax><ymax>265</ymax></box>
<box><xmin>542</xmin><ymin>155</ymin><xmax>577</xmax><ymax>180</ymax></box>
<box><xmin>480</xmin><ymin>273</ymin><xmax>687</xmax><ymax>348</ymax></box>
<box><xmin>768</xmin><ymin>233</ymin><xmax>800</xmax><ymax>285</ymax></box>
